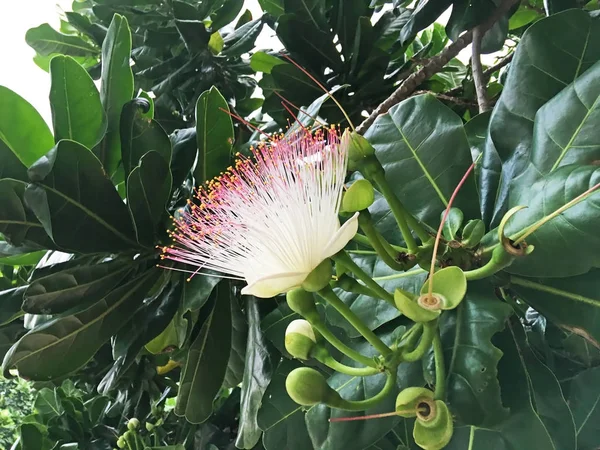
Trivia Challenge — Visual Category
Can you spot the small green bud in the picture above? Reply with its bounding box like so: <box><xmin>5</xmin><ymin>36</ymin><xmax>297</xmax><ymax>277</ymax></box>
<box><xmin>285</xmin><ymin>320</ymin><xmax>317</xmax><ymax>360</ymax></box>
<box><xmin>341</xmin><ymin>179</ymin><xmax>375</xmax><ymax>212</ymax></box>
<box><xmin>413</xmin><ymin>400</ymin><xmax>454</xmax><ymax>450</ymax></box>
<box><xmin>420</xmin><ymin>266</ymin><xmax>467</xmax><ymax>311</ymax></box>
<box><xmin>394</xmin><ymin>288</ymin><xmax>440</xmax><ymax>322</ymax></box>
<box><xmin>116</xmin><ymin>437</ymin><xmax>126</xmax><ymax>449</ymax></box>
<box><xmin>301</xmin><ymin>260</ymin><xmax>332</xmax><ymax>293</ymax></box>
<box><xmin>342</xmin><ymin>130</ymin><xmax>376</xmax><ymax>169</ymax></box>
<box><xmin>287</xmin><ymin>288</ymin><xmax>318</xmax><ymax>318</ymax></box>
<box><xmin>285</xmin><ymin>367</ymin><xmax>341</xmax><ymax>407</ymax></box>
<box><xmin>395</xmin><ymin>387</ymin><xmax>434</xmax><ymax>418</ymax></box>
<box><xmin>127</xmin><ymin>418</ymin><xmax>140</xmax><ymax>431</ymax></box>
<box><xmin>461</xmin><ymin>219</ymin><xmax>485</xmax><ymax>248</ymax></box>
<box><xmin>145</xmin><ymin>422</ymin><xmax>155</xmax><ymax>432</ymax></box>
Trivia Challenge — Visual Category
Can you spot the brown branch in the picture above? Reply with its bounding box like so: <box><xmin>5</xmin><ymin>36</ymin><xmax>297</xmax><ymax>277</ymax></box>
<box><xmin>472</xmin><ymin>27</ymin><xmax>490</xmax><ymax>113</ymax></box>
<box><xmin>356</xmin><ymin>0</ymin><xmax>520</xmax><ymax>134</ymax></box>
<box><xmin>444</xmin><ymin>52</ymin><xmax>514</xmax><ymax>98</ymax></box>
<box><xmin>412</xmin><ymin>90</ymin><xmax>478</xmax><ymax>107</ymax></box>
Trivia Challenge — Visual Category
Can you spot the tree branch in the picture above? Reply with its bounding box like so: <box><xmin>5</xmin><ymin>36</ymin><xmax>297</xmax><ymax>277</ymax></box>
<box><xmin>356</xmin><ymin>0</ymin><xmax>520</xmax><ymax>135</ymax></box>
<box><xmin>444</xmin><ymin>52</ymin><xmax>514</xmax><ymax>98</ymax></box>
<box><xmin>472</xmin><ymin>26</ymin><xmax>490</xmax><ymax>113</ymax></box>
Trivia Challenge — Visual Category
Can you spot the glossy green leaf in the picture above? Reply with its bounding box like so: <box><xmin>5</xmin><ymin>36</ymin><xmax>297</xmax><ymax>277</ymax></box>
<box><xmin>211</xmin><ymin>0</ymin><xmax>244</xmax><ymax>30</ymax></box>
<box><xmin>64</xmin><ymin>12</ymin><xmax>107</xmax><ymax>46</ymax></box>
<box><xmin>566</xmin><ymin>365</ymin><xmax>600</xmax><ymax>449</ymax></box>
<box><xmin>127</xmin><ymin>151</ymin><xmax>172</xmax><ymax>245</ymax></box>
<box><xmin>49</xmin><ymin>55</ymin><xmax>107</xmax><ymax>149</ymax></box>
<box><xmin>224</xmin><ymin>293</ymin><xmax>247</xmax><ymax>389</ymax></box>
<box><xmin>330</xmin><ymin>0</ymin><xmax>370</xmax><ymax>58</ymax></box>
<box><xmin>25</xmin><ymin>23</ymin><xmax>100</xmax><ymax>57</ymax></box>
<box><xmin>175</xmin><ymin>283</ymin><xmax>232</xmax><ymax>423</ymax></box>
<box><xmin>0</xmin><ymin>250</ymin><xmax>46</xmax><ymax>267</ymax></box>
<box><xmin>2</xmin><ymin>271</ymin><xmax>156</xmax><ymax>380</ymax></box>
<box><xmin>0</xmin><ymin>86</ymin><xmax>54</xmax><ymax>181</ymax></box>
<box><xmin>0</xmin><ymin>179</ymin><xmax>52</xmax><ymax>248</ymax></box>
<box><xmin>25</xmin><ymin>140</ymin><xmax>139</xmax><ymax>253</ymax></box>
<box><xmin>511</xmin><ymin>269</ymin><xmax>600</xmax><ymax>348</ymax></box>
<box><xmin>400</xmin><ymin>0</ymin><xmax>453</xmax><ymax>45</ymax></box>
<box><xmin>0</xmin><ymin>286</ymin><xmax>26</xmax><ymax>326</ymax></box>
<box><xmin>508</xmin><ymin>7</ymin><xmax>542</xmax><ymax>30</ymax></box>
<box><xmin>364</xmin><ymin>94</ymin><xmax>479</xmax><ymax>228</ymax></box>
<box><xmin>481</xmin><ymin>9</ymin><xmax>600</xmax><ymax>226</ymax></box>
<box><xmin>194</xmin><ymin>86</ymin><xmax>234</xmax><ymax>183</ymax></box>
<box><xmin>250</xmin><ymin>51</ymin><xmax>285</xmax><ymax>74</ymax></box>
<box><xmin>222</xmin><ymin>19</ymin><xmax>264</xmax><ymax>57</ymax></box>
<box><xmin>258</xmin><ymin>0</ymin><xmax>283</xmax><ymax>17</ymax></box>
<box><xmin>283</xmin><ymin>0</ymin><xmax>328</xmax><ymax>30</ymax></box>
<box><xmin>169</xmin><ymin>127</ymin><xmax>198</xmax><ymax>189</ymax></box>
<box><xmin>120</xmin><ymin>99</ymin><xmax>172</xmax><ymax>178</ymax></box>
<box><xmin>504</xmin><ymin>165</ymin><xmax>600</xmax><ymax>277</ymax></box>
<box><xmin>261</xmin><ymin>300</ymin><xmax>300</xmax><ymax>356</ymax></box>
<box><xmin>97</xmin><ymin>14</ymin><xmax>134</xmax><ymax>175</ymax></box>
<box><xmin>437</xmin><ymin>281</ymin><xmax>512</xmax><ymax>427</ymax></box>
<box><xmin>23</xmin><ymin>260</ymin><xmax>131</xmax><ymax>315</ymax></box>
<box><xmin>34</xmin><ymin>387</ymin><xmax>64</xmax><ymax>420</ymax></box>
<box><xmin>182</xmin><ymin>275</ymin><xmax>221</xmax><ymax>312</ymax></box>
<box><xmin>236</xmin><ymin>297</ymin><xmax>277</xmax><ymax>449</ymax></box>
<box><xmin>19</xmin><ymin>423</ymin><xmax>53</xmax><ymax>450</ymax></box>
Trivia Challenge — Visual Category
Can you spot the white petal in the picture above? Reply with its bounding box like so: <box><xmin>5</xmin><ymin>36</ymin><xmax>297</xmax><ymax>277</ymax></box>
<box><xmin>321</xmin><ymin>212</ymin><xmax>359</xmax><ymax>259</ymax></box>
<box><xmin>241</xmin><ymin>271</ymin><xmax>309</xmax><ymax>298</ymax></box>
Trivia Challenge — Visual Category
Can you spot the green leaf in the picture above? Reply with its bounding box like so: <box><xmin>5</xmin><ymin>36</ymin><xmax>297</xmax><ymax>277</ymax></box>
<box><xmin>25</xmin><ymin>140</ymin><xmax>139</xmax><ymax>253</ymax></box>
<box><xmin>511</xmin><ymin>269</ymin><xmax>600</xmax><ymax>349</ymax></box>
<box><xmin>34</xmin><ymin>387</ymin><xmax>64</xmax><ymax>420</ymax></box>
<box><xmin>436</xmin><ymin>281</ymin><xmax>512</xmax><ymax>427</ymax></box>
<box><xmin>0</xmin><ymin>179</ymin><xmax>53</xmax><ymax>248</ymax></box>
<box><xmin>49</xmin><ymin>55</ymin><xmax>107</xmax><ymax>149</ymax></box>
<box><xmin>544</xmin><ymin>0</ymin><xmax>578</xmax><ymax>14</ymax></box>
<box><xmin>258</xmin><ymin>0</ymin><xmax>283</xmax><ymax>17</ymax></box>
<box><xmin>194</xmin><ymin>86</ymin><xmax>234</xmax><ymax>183</ymax></box>
<box><xmin>261</xmin><ymin>300</ymin><xmax>300</xmax><ymax>356</ymax></box>
<box><xmin>19</xmin><ymin>423</ymin><xmax>53</xmax><ymax>450</ymax></box>
<box><xmin>481</xmin><ymin>9</ymin><xmax>600</xmax><ymax>226</ymax></box>
<box><xmin>97</xmin><ymin>14</ymin><xmax>134</xmax><ymax>175</ymax></box>
<box><xmin>0</xmin><ymin>250</ymin><xmax>46</xmax><ymax>267</ymax></box>
<box><xmin>222</xmin><ymin>19</ymin><xmax>264</xmax><ymax>57</ymax></box>
<box><xmin>175</xmin><ymin>283</ymin><xmax>232</xmax><ymax>423</ymax></box>
<box><xmin>330</xmin><ymin>255</ymin><xmax>427</xmax><ymax>337</ymax></box>
<box><xmin>236</xmin><ymin>297</ymin><xmax>277</xmax><ymax>449</ymax></box>
<box><xmin>223</xmin><ymin>292</ymin><xmax>247</xmax><ymax>388</ymax></box>
<box><xmin>120</xmin><ymin>99</ymin><xmax>172</xmax><ymax>178</ymax></box>
<box><xmin>364</xmin><ymin>94</ymin><xmax>479</xmax><ymax>228</ymax></box>
<box><xmin>508</xmin><ymin>7</ymin><xmax>542</xmax><ymax>30</ymax></box>
<box><xmin>0</xmin><ymin>86</ymin><xmax>54</xmax><ymax>181</ymax></box>
<box><xmin>23</xmin><ymin>260</ymin><xmax>132</xmax><ymax>315</ymax></box>
<box><xmin>257</xmin><ymin>359</ymin><xmax>313</xmax><ymax>450</ymax></box>
<box><xmin>504</xmin><ymin>165</ymin><xmax>600</xmax><ymax>277</ymax></box>
<box><xmin>330</xmin><ymin>0</ymin><xmax>370</xmax><ymax>58</ymax></box>
<box><xmin>127</xmin><ymin>151</ymin><xmax>172</xmax><ymax>245</ymax></box>
<box><xmin>0</xmin><ymin>286</ymin><xmax>26</xmax><ymax>326</ymax></box>
<box><xmin>182</xmin><ymin>273</ymin><xmax>221</xmax><ymax>312</ymax></box>
<box><xmin>566</xmin><ymin>365</ymin><xmax>600</xmax><ymax>449</ymax></box>
<box><xmin>250</xmin><ymin>52</ymin><xmax>285</xmax><ymax>74</ymax></box>
<box><xmin>25</xmin><ymin>23</ymin><xmax>100</xmax><ymax>57</ymax></box>
<box><xmin>65</xmin><ymin>12</ymin><xmax>107</xmax><ymax>46</ymax></box>
<box><xmin>169</xmin><ymin>127</ymin><xmax>198</xmax><ymax>189</ymax></box>
<box><xmin>400</xmin><ymin>0</ymin><xmax>453</xmax><ymax>45</ymax></box>
<box><xmin>2</xmin><ymin>270</ymin><xmax>156</xmax><ymax>380</ymax></box>
<box><xmin>211</xmin><ymin>0</ymin><xmax>244</xmax><ymax>30</ymax></box>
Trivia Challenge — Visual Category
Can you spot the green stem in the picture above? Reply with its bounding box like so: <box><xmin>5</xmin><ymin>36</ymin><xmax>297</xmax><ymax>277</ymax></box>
<box><xmin>464</xmin><ymin>245</ymin><xmax>515</xmax><ymax>280</ymax></box>
<box><xmin>319</xmin><ymin>285</ymin><xmax>392</xmax><ymax>356</ymax></box>
<box><xmin>335</xmin><ymin>275</ymin><xmax>388</xmax><ymax>302</ymax></box>
<box><xmin>401</xmin><ymin>321</ymin><xmax>435</xmax><ymax>362</ymax></box>
<box><xmin>353</xmin><ymin>232</ymin><xmax>407</xmax><ymax>253</ymax></box>
<box><xmin>432</xmin><ymin>330</ymin><xmax>446</xmax><ymax>400</ymax></box>
<box><xmin>309</xmin><ymin>319</ymin><xmax>378</xmax><ymax>368</ymax></box>
<box><xmin>314</xmin><ymin>349</ymin><xmax>381</xmax><ymax>377</ymax></box>
<box><xmin>359</xmin><ymin>211</ymin><xmax>410</xmax><ymax>271</ymax></box>
<box><xmin>331</xmin><ymin>371</ymin><xmax>397</xmax><ymax>411</ymax></box>
<box><xmin>332</xmin><ymin>251</ymin><xmax>395</xmax><ymax>305</ymax></box>
<box><xmin>352</xmin><ymin>233</ymin><xmax>375</xmax><ymax>249</ymax></box>
<box><xmin>510</xmin><ymin>276</ymin><xmax>600</xmax><ymax>307</ymax></box>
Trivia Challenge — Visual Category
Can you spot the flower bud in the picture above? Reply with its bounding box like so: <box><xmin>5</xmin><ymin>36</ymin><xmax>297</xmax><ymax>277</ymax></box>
<box><xmin>302</xmin><ymin>259</ymin><xmax>332</xmax><ymax>293</ymax></box>
<box><xmin>285</xmin><ymin>320</ymin><xmax>317</xmax><ymax>360</ymax></box>
<box><xmin>413</xmin><ymin>400</ymin><xmax>453</xmax><ymax>450</ymax></box>
<box><xmin>341</xmin><ymin>179</ymin><xmax>375</xmax><ymax>212</ymax></box>
<box><xmin>286</xmin><ymin>288</ymin><xmax>318</xmax><ymax>318</ymax></box>
<box><xmin>285</xmin><ymin>367</ymin><xmax>341</xmax><ymax>406</ymax></box>
<box><xmin>342</xmin><ymin>130</ymin><xmax>376</xmax><ymax>170</ymax></box>
<box><xmin>127</xmin><ymin>418</ymin><xmax>139</xmax><ymax>431</ymax></box>
<box><xmin>395</xmin><ymin>288</ymin><xmax>440</xmax><ymax>323</ymax></box>
<box><xmin>461</xmin><ymin>219</ymin><xmax>485</xmax><ymax>248</ymax></box>
<box><xmin>116</xmin><ymin>437</ymin><xmax>126</xmax><ymax>449</ymax></box>
<box><xmin>419</xmin><ymin>266</ymin><xmax>466</xmax><ymax>311</ymax></box>
<box><xmin>145</xmin><ymin>422</ymin><xmax>155</xmax><ymax>432</ymax></box>
<box><xmin>395</xmin><ymin>387</ymin><xmax>434</xmax><ymax>418</ymax></box>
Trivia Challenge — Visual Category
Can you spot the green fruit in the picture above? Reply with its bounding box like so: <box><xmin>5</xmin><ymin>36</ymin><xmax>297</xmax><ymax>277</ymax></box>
<box><xmin>395</xmin><ymin>387</ymin><xmax>435</xmax><ymax>418</ymax></box>
<box><xmin>413</xmin><ymin>400</ymin><xmax>454</xmax><ymax>450</ymax></box>
<box><xmin>285</xmin><ymin>367</ymin><xmax>341</xmax><ymax>406</ymax></box>
<box><xmin>394</xmin><ymin>288</ymin><xmax>440</xmax><ymax>322</ymax></box>
<box><xmin>116</xmin><ymin>437</ymin><xmax>126</xmax><ymax>449</ymax></box>
<box><xmin>420</xmin><ymin>266</ymin><xmax>467</xmax><ymax>310</ymax></box>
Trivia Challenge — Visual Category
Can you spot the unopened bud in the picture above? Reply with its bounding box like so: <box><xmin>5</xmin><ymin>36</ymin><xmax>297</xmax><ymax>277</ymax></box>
<box><xmin>301</xmin><ymin>259</ymin><xmax>332</xmax><ymax>293</ymax></box>
<box><xmin>285</xmin><ymin>320</ymin><xmax>317</xmax><ymax>360</ymax></box>
<box><xmin>341</xmin><ymin>179</ymin><xmax>375</xmax><ymax>212</ymax></box>
<box><xmin>286</xmin><ymin>288</ymin><xmax>318</xmax><ymax>318</ymax></box>
<box><xmin>127</xmin><ymin>418</ymin><xmax>139</xmax><ymax>430</ymax></box>
<box><xmin>285</xmin><ymin>367</ymin><xmax>341</xmax><ymax>407</ymax></box>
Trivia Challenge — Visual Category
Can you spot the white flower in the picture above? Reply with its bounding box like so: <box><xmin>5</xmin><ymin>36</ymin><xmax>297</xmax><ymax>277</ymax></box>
<box><xmin>162</xmin><ymin>128</ymin><xmax>358</xmax><ymax>298</ymax></box>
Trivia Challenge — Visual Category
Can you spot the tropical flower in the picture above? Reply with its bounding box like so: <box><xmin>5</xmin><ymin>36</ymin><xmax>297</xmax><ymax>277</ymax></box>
<box><xmin>161</xmin><ymin>127</ymin><xmax>358</xmax><ymax>298</ymax></box>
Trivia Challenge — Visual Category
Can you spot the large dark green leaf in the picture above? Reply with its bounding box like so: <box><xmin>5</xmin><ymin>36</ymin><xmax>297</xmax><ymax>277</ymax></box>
<box><xmin>169</xmin><ymin>127</ymin><xmax>197</xmax><ymax>189</ymax></box>
<box><xmin>0</xmin><ymin>286</ymin><xmax>26</xmax><ymax>326</ymax></box>
<box><xmin>436</xmin><ymin>281</ymin><xmax>512</xmax><ymax>427</ymax></box>
<box><xmin>127</xmin><ymin>151</ymin><xmax>172</xmax><ymax>245</ymax></box>
<box><xmin>222</xmin><ymin>18</ymin><xmax>264</xmax><ymax>57</ymax></box>
<box><xmin>97</xmin><ymin>14</ymin><xmax>134</xmax><ymax>175</ymax></box>
<box><xmin>23</xmin><ymin>260</ymin><xmax>132</xmax><ymax>315</ymax></box>
<box><xmin>503</xmin><ymin>165</ymin><xmax>600</xmax><ymax>277</ymax></box>
<box><xmin>330</xmin><ymin>0</ymin><xmax>370</xmax><ymax>58</ymax></box>
<box><xmin>0</xmin><ymin>86</ymin><xmax>54</xmax><ymax>181</ymax></box>
<box><xmin>194</xmin><ymin>86</ymin><xmax>234</xmax><ymax>183</ymax></box>
<box><xmin>566</xmin><ymin>365</ymin><xmax>600</xmax><ymax>449</ymax></box>
<box><xmin>399</xmin><ymin>0</ymin><xmax>453</xmax><ymax>45</ymax></box>
<box><xmin>258</xmin><ymin>0</ymin><xmax>283</xmax><ymax>17</ymax></box>
<box><xmin>49</xmin><ymin>56</ymin><xmax>107</xmax><ymax>149</ymax></box>
<box><xmin>511</xmin><ymin>269</ymin><xmax>600</xmax><ymax>348</ymax></box>
<box><xmin>223</xmin><ymin>292</ymin><xmax>247</xmax><ymax>389</ymax></box>
<box><xmin>0</xmin><ymin>179</ymin><xmax>52</xmax><ymax>247</ymax></box>
<box><xmin>2</xmin><ymin>270</ymin><xmax>156</xmax><ymax>380</ymax></box>
<box><xmin>364</xmin><ymin>94</ymin><xmax>479</xmax><ymax>228</ymax></box>
<box><xmin>0</xmin><ymin>321</ymin><xmax>26</xmax><ymax>362</ymax></box>
<box><xmin>283</xmin><ymin>0</ymin><xmax>328</xmax><ymax>30</ymax></box>
<box><xmin>257</xmin><ymin>359</ymin><xmax>313</xmax><ymax>450</ymax></box>
<box><xmin>261</xmin><ymin>300</ymin><xmax>300</xmax><ymax>356</ymax></box>
<box><xmin>175</xmin><ymin>283</ymin><xmax>232</xmax><ymax>423</ymax></box>
<box><xmin>65</xmin><ymin>12</ymin><xmax>107</xmax><ymax>46</ymax></box>
<box><xmin>481</xmin><ymin>9</ymin><xmax>600</xmax><ymax>226</ymax></box>
<box><xmin>25</xmin><ymin>140</ymin><xmax>139</xmax><ymax>253</ymax></box>
<box><xmin>25</xmin><ymin>23</ymin><xmax>100</xmax><ymax>57</ymax></box>
<box><xmin>211</xmin><ymin>0</ymin><xmax>244</xmax><ymax>30</ymax></box>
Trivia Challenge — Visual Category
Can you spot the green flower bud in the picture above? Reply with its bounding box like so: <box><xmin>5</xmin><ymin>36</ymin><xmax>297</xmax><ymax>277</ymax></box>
<box><xmin>342</xmin><ymin>130</ymin><xmax>376</xmax><ymax>170</ymax></box>
<box><xmin>285</xmin><ymin>367</ymin><xmax>341</xmax><ymax>407</ymax></box>
<box><xmin>419</xmin><ymin>266</ymin><xmax>467</xmax><ymax>311</ymax></box>
<box><xmin>395</xmin><ymin>387</ymin><xmax>435</xmax><ymax>418</ymax></box>
<box><xmin>127</xmin><ymin>418</ymin><xmax>140</xmax><ymax>430</ymax></box>
<box><xmin>394</xmin><ymin>288</ymin><xmax>440</xmax><ymax>323</ymax></box>
<box><xmin>461</xmin><ymin>219</ymin><xmax>485</xmax><ymax>248</ymax></box>
<box><xmin>341</xmin><ymin>179</ymin><xmax>375</xmax><ymax>212</ymax></box>
<box><xmin>145</xmin><ymin>422</ymin><xmax>155</xmax><ymax>432</ymax></box>
<box><xmin>302</xmin><ymin>259</ymin><xmax>332</xmax><ymax>293</ymax></box>
<box><xmin>413</xmin><ymin>400</ymin><xmax>453</xmax><ymax>450</ymax></box>
<box><xmin>286</xmin><ymin>288</ymin><xmax>318</xmax><ymax>318</ymax></box>
<box><xmin>285</xmin><ymin>320</ymin><xmax>317</xmax><ymax>360</ymax></box>
<box><xmin>116</xmin><ymin>437</ymin><xmax>126</xmax><ymax>449</ymax></box>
